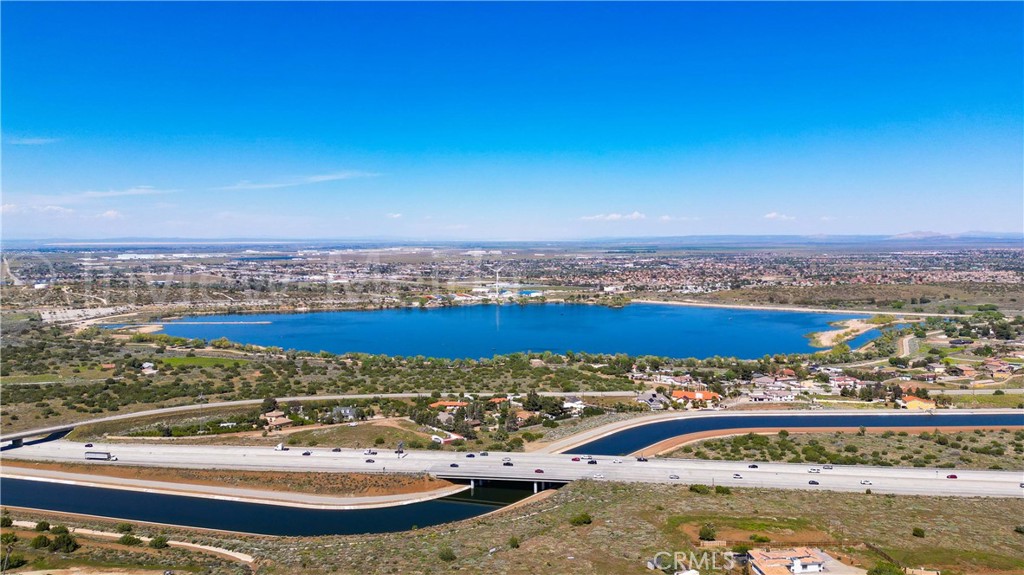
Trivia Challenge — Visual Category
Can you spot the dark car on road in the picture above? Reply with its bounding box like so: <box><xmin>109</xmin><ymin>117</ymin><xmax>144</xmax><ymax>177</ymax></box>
<box><xmin>503</xmin><ymin>461</ymin><xmax>514</xmax><ymax>467</ymax></box>
<box><xmin>302</xmin><ymin>451</ymin><xmax>312</xmax><ymax>456</ymax></box>
<box><xmin>808</xmin><ymin>480</ymin><xmax>820</xmax><ymax>485</ymax></box>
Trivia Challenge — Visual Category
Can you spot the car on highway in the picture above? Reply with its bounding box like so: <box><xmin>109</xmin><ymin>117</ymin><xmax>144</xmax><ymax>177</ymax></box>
<box><xmin>860</xmin><ymin>480</ymin><xmax>872</xmax><ymax>485</ymax></box>
<box><xmin>534</xmin><ymin>469</ymin><xmax>544</xmax><ymax>474</ymax></box>
<box><xmin>503</xmin><ymin>461</ymin><xmax>514</xmax><ymax>467</ymax></box>
<box><xmin>302</xmin><ymin>451</ymin><xmax>312</xmax><ymax>456</ymax></box>
<box><xmin>479</xmin><ymin>452</ymin><xmax>489</xmax><ymax>456</ymax></box>
<box><xmin>365</xmin><ymin>458</ymin><xmax>375</xmax><ymax>463</ymax></box>
<box><xmin>466</xmin><ymin>453</ymin><xmax>476</xmax><ymax>458</ymax></box>
<box><xmin>331</xmin><ymin>447</ymin><xmax>342</xmax><ymax>452</ymax></box>
<box><xmin>580</xmin><ymin>455</ymin><xmax>593</xmax><ymax>460</ymax></box>
<box><xmin>571</xmin><ymin>457</ymin><xmax>581</xmax><ymax>462</ymax></box>
<box><xmin>587</xmin><ymin>460</ymin><xmax>597</xmax><ymax>465</ymax></box>
<box><xmin>502</xmin><ymin>457</ymin><xmax>512</xmax><ymax>462</ymax></box>
<box><xmin>84</xmin><ymin>443</ymin><xmax>94</xmax><ymax>448</ymax></box>
<box><xmin>449</xmin><ymin>463</ymin><xmax>459</xmax><ymax>468</ymax></box>
<box><xmin>733</xmin><ymin>473</ymin><xmax>743</xmax><ymax>479</ymax></box>
<box><xmin>364</xmin><ymin>449</ymin><xmax>378</xmax><ymax>456</ymax></box>
<box><xmin>946</xmin><ymin>474</ymin><xmax>958</xmax><ymax>479</ymax></box>
<box><xmin>808</xmin><ymin>468</ymin><xmax>821</xmax><ymax>473</ymax></box>
<box><xmin>1019</xmin><ymin>482</ymin><xmax>1024</xmax><ymax>488</ymax></box>
<box><xmin>808</xmin><ymin>480</ymin><xmax>820</xmax><ymax>485</ymax></box>
<box><xmin>668</xmin><ymin>474</ymin><xmax>679</xmax><ymax>480</ymax></box>
<box><xmin>636</xmin><ymin>457</ymin><xmax>648</xmax><ymax>462</ymax></box>
<box><xmin>592</xmin><ymin>473</ymin><xmax>604</xmax><ymax>479</ymax></box>
<box><xmin>747</xmin><ymin>464</ymin><xmax>759</xmax><ymax>469</ymax></box>
<box><xmin>823</xmin><ymin>465</ymin><xmax>834</xmax><ymax>470</ymax></box>
<box><xmin>612</xmin><ymin>459</ymin><xmax>622</xmax><ymax>464</ymax></box>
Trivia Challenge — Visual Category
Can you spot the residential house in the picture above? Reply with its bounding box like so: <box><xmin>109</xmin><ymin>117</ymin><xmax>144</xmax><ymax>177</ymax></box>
<box><xmin>636</xmin><ymin>390</ymin><xmax>669</xmax><ymax>410</ymax></box>
<box><xmin>748</xmin><ymin>547</ymin><xmax>830</xmax><ymax>575</ymax></box>
<box><xmin>331</xmin><ymin>406</ymin><xmax>358</xmax><ymax>422</ymax></box>
<box><xmin>562</xmin><ymin>396</ymin><xmax>587</xmax><ymax>415</ymax></box>
<box><xmin>260</xmin><ymin>409</ymin><xmax>293</xmax><ymax>430</ymax></box>
<box><xmin>670</xmin><ymin>390</ymin><xmax>721</xmax><ymax>407</ymax></box>
<box><xmin>749</xmin><ymin>390</ymin><xmax>797</xmax><ymax>403</ymax></box>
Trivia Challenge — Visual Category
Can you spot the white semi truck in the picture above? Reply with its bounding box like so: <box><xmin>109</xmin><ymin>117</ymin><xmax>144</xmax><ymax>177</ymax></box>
<box><xmin>84</xmin><ymin>451</ymin><xmax>117</xmax><ymax>461</ymax></box>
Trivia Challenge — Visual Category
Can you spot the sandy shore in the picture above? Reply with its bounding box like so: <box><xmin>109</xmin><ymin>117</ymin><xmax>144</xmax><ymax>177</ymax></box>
<box><xmin>631</xmin><ymin>298</ymin><xmax>967</xmax><ymax>318</ymax></box>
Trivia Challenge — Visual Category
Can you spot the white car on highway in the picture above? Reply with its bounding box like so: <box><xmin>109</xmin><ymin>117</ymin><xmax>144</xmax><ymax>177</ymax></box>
<box><xmin>860</xmin><ymin>480</ymin><xmax>873</xmax><ymax>485</ymax></box>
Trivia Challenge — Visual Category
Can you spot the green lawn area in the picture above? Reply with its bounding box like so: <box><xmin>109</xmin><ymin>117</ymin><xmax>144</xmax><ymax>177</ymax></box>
<box><xmin>161</xmin><ymin>356</ymin><xmax>250</xmax><ymax>367</ymax></box>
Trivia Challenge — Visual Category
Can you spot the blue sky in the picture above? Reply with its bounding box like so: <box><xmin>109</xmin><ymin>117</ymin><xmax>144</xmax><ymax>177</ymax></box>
<box><xmin>2</xmin><ymin>2</ymin><xmax>1021</xmax><ymax>240</ymax></box>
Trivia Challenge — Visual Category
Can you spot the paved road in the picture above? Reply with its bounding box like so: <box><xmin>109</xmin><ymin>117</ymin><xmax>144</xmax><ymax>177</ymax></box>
<box><xmin>936</xmin><ymin>388</ymin><xmax>1023</xmax><ymax>396</ymax></box>
<box><xmin>0</xmin><ymin>391</ymin><xmax>637</xmax><ymax>443</ymax></box>
<box><xmin>5</xmin><ymin>438</ymin><xmax>1022</xmax><ymax>498</ymax></box>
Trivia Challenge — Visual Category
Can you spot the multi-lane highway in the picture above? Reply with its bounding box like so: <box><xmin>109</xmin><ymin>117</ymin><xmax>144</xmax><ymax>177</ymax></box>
<box><xmin>5</xmin><ymin>439</ymin><xmax>1023</xmax><ymax>498</ymax></box>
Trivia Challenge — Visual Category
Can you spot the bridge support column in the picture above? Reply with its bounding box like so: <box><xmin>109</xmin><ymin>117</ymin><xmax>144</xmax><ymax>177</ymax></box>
<box><xmin>533</xmin><ymin>481</ymin><xmax>538</xmax><ymax>494</ymax></box>
<box><xmin>470</xmin><ymin>479</ymin><xmax>475</xmax><ymax>491</ymax></box>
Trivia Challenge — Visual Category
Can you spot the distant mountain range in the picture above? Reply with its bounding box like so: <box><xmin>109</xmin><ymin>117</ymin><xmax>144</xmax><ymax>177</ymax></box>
<box><xmin>1</xmin><ymin>232</ymin><xmax>1020</xmax><ymax>252</ymax></box>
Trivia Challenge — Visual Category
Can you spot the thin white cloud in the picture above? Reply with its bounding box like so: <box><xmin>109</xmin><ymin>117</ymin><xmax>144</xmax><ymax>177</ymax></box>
<box><xmin>82</xmin><ymin>186</ymin><xmax>172</xmax><ymax>199</ymax></box>
<box><xmin>820</xmin><ymin>215</ymin><xmax>837</xmax><ymax>222</ymax></box>
<box><xmin>385</xmin><ymin>213</ymin><xmax>403</xmax><ymax>219</ymax></box>
<box><xmin>581</xmin><ymin>211</ymin><xmax>646</xmax><ymax>222</ymax></box>
<box><xmin>40</xmin><ymin>205</ymin><xmax>74</xmax><ymax>215</ymax></box>
<box><xmin>97</xmin><ymin>210</ymin><xmax>123</xmax><ymax>219</ymax></box>
<box><xmin>216</xmin><ymin>171</ymin><xmax>378</xmax><ymax>191</ymax></box>
<box><xmin>5</xmin><ymin>136</ymin><xmax>61</xmax><ymax>145</ymax></box>
<box><xmin>658</xmin><ymin>215</ymin><xmax>701</xmax><ymax>222</ymax></box>
<box><xmin>763</xmin><ymin>211</ymin><xmax>796</xmax><ymax>221</ymax></box>
<box><xmin>1</xmin><ymin>204</ymin><xmax>20</xmax><ymax>214</ymax></box>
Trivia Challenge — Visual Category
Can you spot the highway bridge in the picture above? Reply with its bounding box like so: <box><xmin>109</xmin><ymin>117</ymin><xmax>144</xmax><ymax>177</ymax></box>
<box><xmin>4</xmin><ymin>436</ymin><xmax>1023</xmax><ymax>499</ymax></box>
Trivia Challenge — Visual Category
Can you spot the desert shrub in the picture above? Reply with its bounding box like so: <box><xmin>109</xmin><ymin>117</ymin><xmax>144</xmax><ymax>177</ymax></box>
<box><xmin>118</xmin><ymin>534</ymin><xmax>143</xmax><ymax>546</ymax></box>
<box><xmin>34</xmin><ymin>521</ymin><xmax>50</xmax><ymax>531</ymax></box>
<box><xmin>49</xmin><ymin>533</ymin><xmax>80</xmax><ymax>553</ymax></box>
<box><xmin>912</xmin><ymin>527</ymin><xmax>925</xmax><ymax>538</ymax></box>
<box><xmin>29</xmin><ymin>534</ymin><xmax>51</xmax><ymax>549</ymax></box>
<box><xmin>148</xmin><ymin>534</ymin><xmax>170</xmax><ymax>549</ymax></box>
<box><xmin>438</xmin><ymin>546</ymin><xmax>456</xmax><ymax>562</ymax></box>
<box><xmin>569</xmin><ymin>512</ymin><xmax>593</xmax><ymax>526</ymax></box>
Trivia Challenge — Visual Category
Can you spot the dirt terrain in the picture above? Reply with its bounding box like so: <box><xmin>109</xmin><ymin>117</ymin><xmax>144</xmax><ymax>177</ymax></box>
<box><xmin>1</xmin><ymin>460</ymin><xmax>452</xmax><ymax>497</ymax></box>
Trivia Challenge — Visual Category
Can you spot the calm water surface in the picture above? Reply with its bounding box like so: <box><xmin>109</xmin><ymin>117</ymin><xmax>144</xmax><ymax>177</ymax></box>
<box><xmin>155</xmin><ymin>303</ymin><xmax>872</xmax><ymax>359</ymax></box>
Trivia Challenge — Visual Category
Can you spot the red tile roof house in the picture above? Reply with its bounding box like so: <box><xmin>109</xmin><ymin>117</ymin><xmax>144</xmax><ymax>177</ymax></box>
<box><xmin>670</xmin><ymin>390</ymin><xmax>722</xmax><ymax>406</ymax></box>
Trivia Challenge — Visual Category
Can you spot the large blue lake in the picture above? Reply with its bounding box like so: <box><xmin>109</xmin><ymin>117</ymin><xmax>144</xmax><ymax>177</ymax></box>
<box><xmin>153</xmin><ymin>303</ymin><xmax>874</xmax><ymax>359</ymax></box>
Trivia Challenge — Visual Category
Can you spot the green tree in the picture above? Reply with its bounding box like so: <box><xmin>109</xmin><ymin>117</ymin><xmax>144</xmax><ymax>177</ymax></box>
<box><xmin>49</xmin><ymin>533</ymin><xmax>80</xmax><ymax>553</ymax></box>
<box><xmin>34</xmin><ymin>521</ymin><xmax>50</xmax><ymax>531</ymax></box>
<box><xmin>29</xmin><ymin>534</ymin><xmax>51</xmax><ymax>549</ymax></box>
<box><xmin>148</xmin><ymin>535</ymin><xmax>170</xmax><ymax>549</ymax></box>
<box><xmin>699</xmin><ymin>523</ymin><xmax>717</xmax><ymax>541</ymax></box>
